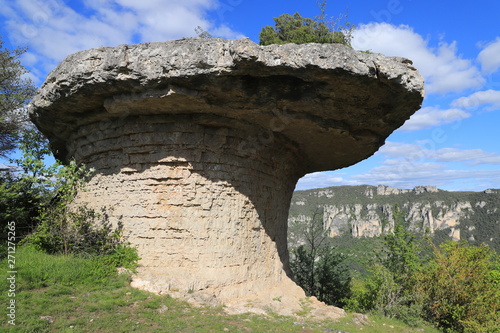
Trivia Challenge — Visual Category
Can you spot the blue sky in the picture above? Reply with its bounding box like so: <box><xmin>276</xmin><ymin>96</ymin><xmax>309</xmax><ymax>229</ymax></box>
<box><xmin>1</xmin><ymin>0</ymin><xmax>499</xmax><ymax>191</ymax></box>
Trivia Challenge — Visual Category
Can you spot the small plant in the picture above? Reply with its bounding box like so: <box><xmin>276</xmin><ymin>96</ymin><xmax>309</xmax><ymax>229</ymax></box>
<box><xmin>295</xmin><ymin>298</ymin><xmax>313</xmax><ymax>317</ymax></box>
<box><xmin>195</xmin><ymin>26</ymin><xmax>212</xmax><ymax>39</ymax></box>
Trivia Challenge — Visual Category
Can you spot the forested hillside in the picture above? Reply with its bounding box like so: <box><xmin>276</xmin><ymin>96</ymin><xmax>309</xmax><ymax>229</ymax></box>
<box><xmin>288</xmin><ymin>185</ymin><xmax>500</xmax><ymax>252</ymax></box>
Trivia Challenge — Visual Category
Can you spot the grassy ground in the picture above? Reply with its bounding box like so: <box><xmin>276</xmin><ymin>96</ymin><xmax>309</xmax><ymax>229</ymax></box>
<box><xmin>1</xmin><ymin>246</ymin><xmax>440</xmax><ymax>332</ymax></box>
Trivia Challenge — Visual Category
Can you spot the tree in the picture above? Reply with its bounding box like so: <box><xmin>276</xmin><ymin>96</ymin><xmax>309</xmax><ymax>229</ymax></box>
<box><xmin>0</xmin><ymin>127</ymin><xmax>137</xmax><ymax>262</ymax></box>
<box><xmin>0</xmin><ymin>37</ymin><xmax>36</xmax><ymax>157</ymax></box>
<box><xmin>419</xmin><ymin>241</ymin><xmax>500</xmax><ymax>332</ymax></box>
<box><xmin>346</xmin><ymin>206</ymin><xmax>424</xmax><ymax>325</ymax></box>
<box><xmin>0</xmin><ymin>129</ymin><xmax>59</xmax><ymax>237</ymax></box>
<box><xmin>380</xmin><ymin>211</ymin><xmax>422</xmax><ymax>288</ymax></box>
<box><xmin>374</xmin><ymin>219</ymin><xmax>424</xmax><ymax>324</ymax></box>
<box><xmin>289</xmin><ymin>206</ymin><xmax>352</xmax><ymax>307</ymax></box>
<box><xmin>289</xmin><ymin>207</ymin><xmax>329</xmax><ymax>296</ymax></box>
<box><xmin>315</xmin><ymin>246</ymin><xmax>352</xmax><ymax>306</ymax></box>
<box><xmin>259</xmin><ymin>1</ymin><xmax>354</xmax><ymax>46</ymax></box>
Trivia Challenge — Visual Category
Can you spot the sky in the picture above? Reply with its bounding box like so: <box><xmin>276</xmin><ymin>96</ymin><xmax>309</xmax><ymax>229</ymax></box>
<box><xmin>0</xmin><ymin>0</ymin><xmax>499</xmax><ymax>192</ymax></box>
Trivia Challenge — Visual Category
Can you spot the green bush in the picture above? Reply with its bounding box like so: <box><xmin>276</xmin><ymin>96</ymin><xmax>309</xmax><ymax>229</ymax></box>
<box><xmin>418</xmin><ymin>241</ymin><xmax>500</xmax><ymax>332</ymax></box>
<box><xmin>23</xmin><ymin>204</ymin><xmax>123</xmax><ymax>256</ymax></box>
<box><xmin>259</xmin><ymin>1</ymin><xmax>354</xmax><ymax>46</ymax></box>
<box><xmin>346</xmin><ymin>264</ymin><xmax>423</xmax><ymax>327</ymax></box>
<box><xmin>20</xmin><ymin>160</ymin><xmax>136</xmax><ymax>260</ymax></box>
<box><xmin>345</xmin><ymin>233</ymin><xmax>500</xmax><ymax>331</ymax></box>
<box><xmin>91</xmin><ymin>244</ymin><xmax>141</xmax><ymax>278</ymax></box>
<box><xmin>344</xmin><ymin>214</ymin><xmax>425</xmax><ymax>326</ymax></box>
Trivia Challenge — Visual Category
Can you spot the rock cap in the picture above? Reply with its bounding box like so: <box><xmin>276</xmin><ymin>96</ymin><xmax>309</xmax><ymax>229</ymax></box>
<box><xmin>30</xmin><ymin>37</ymin><xmax>424</xmax><ymax>173</ymax></box>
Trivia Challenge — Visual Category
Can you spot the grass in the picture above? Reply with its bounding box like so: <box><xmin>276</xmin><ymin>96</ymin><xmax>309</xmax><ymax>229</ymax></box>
<box><xmin>0</xmin><ymin>246</ymin><xmax>440</xmax><ymax>332</ymax></box>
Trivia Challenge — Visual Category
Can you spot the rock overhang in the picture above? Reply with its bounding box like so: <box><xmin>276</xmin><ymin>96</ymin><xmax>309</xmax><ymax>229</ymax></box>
<box><xmin>29</xmin><ymin>37</ymin><xmax>424</xmax><ymax>174</ymax></box>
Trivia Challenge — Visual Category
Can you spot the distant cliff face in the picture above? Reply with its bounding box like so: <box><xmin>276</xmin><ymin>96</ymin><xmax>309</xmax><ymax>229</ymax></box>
<box><xmin>288</xmin><ymin>185</ymin><xmax>500</xmax><ymax>251</ymax></box>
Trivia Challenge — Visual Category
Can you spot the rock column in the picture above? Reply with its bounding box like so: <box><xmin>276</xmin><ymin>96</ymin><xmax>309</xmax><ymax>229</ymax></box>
<box><xmin>71</xmin><ymin>113</ymin><xmax>305</xmax><ymax>302</ymax></box>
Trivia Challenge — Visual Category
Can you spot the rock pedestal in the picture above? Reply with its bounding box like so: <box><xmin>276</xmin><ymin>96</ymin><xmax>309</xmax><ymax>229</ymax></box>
<box><xmin>29</xmin><ymin>38</ymin><xmax>424</xmax><ymax>314</ymax></box>
<box><xmin>72</xmin><ymin>114</ymin><xmax>303</xmax><ymax>304</ymax></box>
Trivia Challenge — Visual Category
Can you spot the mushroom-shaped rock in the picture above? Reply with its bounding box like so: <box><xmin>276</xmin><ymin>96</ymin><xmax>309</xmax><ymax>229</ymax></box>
<box><xmin>30</xmin><ymin>38</ymin><xmax>424</xmax><ymax>314</ymax></box>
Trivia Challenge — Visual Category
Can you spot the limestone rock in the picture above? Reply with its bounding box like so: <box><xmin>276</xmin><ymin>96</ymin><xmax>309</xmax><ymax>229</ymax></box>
<box><xmin>413</xmin><ymin>185</ymin><xmax>439</xmax><ymax>194</ymax></box>
<box><xmin>376</xmin><ymin>184</ymin><xmax>410</xmax><ymax>196</ymax></box>
<box><xmin>29</xmin><ymin>38</ymin><xmax>424</xmax><ymax>315</ymax></box>
<box><xmin>31</xmin><ymin>37</ymin><xmax>423</xmax><ymax>172</ymax></box>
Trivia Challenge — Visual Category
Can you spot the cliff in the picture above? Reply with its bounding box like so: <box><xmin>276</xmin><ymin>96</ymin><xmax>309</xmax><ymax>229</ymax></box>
<box><xmin>288</xmin><ymin>185</ymin><xmax>500</xmax><ymax>251</ymax></box>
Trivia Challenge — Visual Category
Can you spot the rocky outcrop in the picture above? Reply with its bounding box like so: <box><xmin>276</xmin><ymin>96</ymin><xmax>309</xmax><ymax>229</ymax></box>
<box><xmin>289</xmin><ymin>185</ymin><xmax>500</xmax><ymax>251</ymax></box>
<box><xmin>375</xmin><ymin>184</ymin><xmax>438</xmax><ymax>196</ymax></box>
<box><xmin>29</xmin><ymin>38</ymin><xmax>423</xmax><ymax>314</ymax></box>
<box><xmin>323</xmin><ymin>203</ymin><xmax>395</xmax><ymax>238</ymax></box>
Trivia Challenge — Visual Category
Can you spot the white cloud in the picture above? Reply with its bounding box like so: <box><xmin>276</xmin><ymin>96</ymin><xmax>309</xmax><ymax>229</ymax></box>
<box><xmin>379</xmin><ymin>141</ymin><xmax>500</xmax><ymax>165</ymax></box>
<box><xmin>295</xmin><ymin>172</ymin><xmax>360</xmax><ymax>191</ymax></box>
<box><xmin>378</xmin><ymin>142</ymin><xmax>425</xmax><ymax>159</ymax></box>
<box><xmin>451</xmin><ymin>90</ymin><xmax>500</xmax><ymax>111</ymax></box>
<box><xmin>354</xmin><ymin>159</ymin><xmax>445</xmax><ymax>187</ymax></box>
<box><xmin>352</xmin><ymin>23</ymin><xmax>484</xmax><ymax>94</ymax></box>
<box><xmin>399</xmin><ymin>106</ymin><xmax>470</xmax><ymax>131</ymax></box>
<box><xmin>478</xmin><ymin>37</ymin><xmax>500</xmax><ymax>74</ymax></box>
<box><xmin>354</xmin><ymin>160</ymin><xmax>500</xmax><ymax>190</ymax></box>
<box><xmin>112</xmin><ymin>0</ymin><xmax>216</xmax><ymax>42</ymax></box>
<box><xmin>297</xmin><ymin>141</ymin><xmax>500</xmax><ymax>190</ymax></box>
<box><xmin>296</xmin><ymin>142</ymin><xmax>500</xmax><ymax>191</ymax></box>
<box><xmin>1</xmin><ymin>0</ymin><xmax>243</xmax><ymax>83</ymax></box>
<box><xmin>295</xmin><ymin>141</ymin><xmax>500</xmax><ymax>190</ymax></box>
<box><xmin>210</xmin><ymin>24</ymin><xmax>245</xmax><ymax>39</ymax></box>
<box><xmin>296</xmin><ymin>163</ymin><xmax>500</xmax><ymax>191</ymax></box>
<box><xmin>432</xmin><ymin>148</ymin><xmax>500</xmax><ymax>165</ymax></box>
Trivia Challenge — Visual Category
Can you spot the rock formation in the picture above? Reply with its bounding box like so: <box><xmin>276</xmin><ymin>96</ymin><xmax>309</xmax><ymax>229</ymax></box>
<box><xmin>29</xmin><ymin>38</ymin><xmax>424</xmax><ymax>314</ymax></box>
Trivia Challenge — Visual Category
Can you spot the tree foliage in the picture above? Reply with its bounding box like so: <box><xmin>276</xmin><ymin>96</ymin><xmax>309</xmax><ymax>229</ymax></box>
<box><xmin>380</xmin><ymin>206</ymin><xmax>422</xmax><ymax>289</ymax></box>
<box><xmin>20</xmin><ymin>159</ymin><xmax>135</xmax><ymax>259</ymax></box>
<box><xmin>419</xmin><ymin>241</ymin><xmax>500</xmax><ymax>332</ymax></box>
<box><xmin>0</xmin><ymin>37</ymin><xmax>36</xmax><ymax>157</ymax></box>
<box><xmin>289</xmin><ymin>206</ymin><xmax>352</xmax><ymax>307</ymax></box>
<box><xmin>346</xmin><ymin>213</ymin><xmax>425</xmax><ymax>326</ymax></box>
<box><xmin>259</xmin><ymin>1</ymin><xmax>354</xmax><ymax>46</ymax></box>
<box><xmin>291</xmin><ymin>246</ymin><xmax>352</xmax><ymax>308</ymax></box>
<box><xmin>0</xmin><ymin>129</ymin><xmax>58</xmax><ymax>236</ymax></box>
<box><xmin>1</xmin><ymin>128</ymin><xmax>137</xmax><ymax>264</ymax></box>
<box><xmin>343</xmin><ymin>206</ymin><xmax>500</xmax><ymax>331</ymax></box>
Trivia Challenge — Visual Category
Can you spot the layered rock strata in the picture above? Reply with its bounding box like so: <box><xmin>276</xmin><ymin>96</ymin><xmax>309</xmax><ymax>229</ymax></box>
<box><xmin>29</xmin><ymin>38</ymin><xmax>424</xmax><ymax>313</ymax></box>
